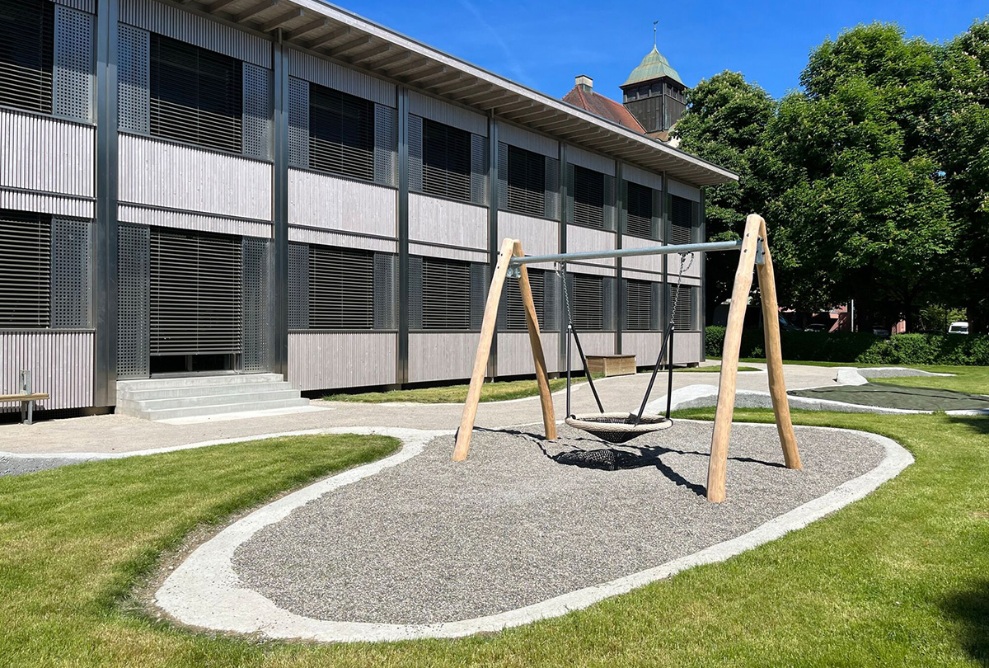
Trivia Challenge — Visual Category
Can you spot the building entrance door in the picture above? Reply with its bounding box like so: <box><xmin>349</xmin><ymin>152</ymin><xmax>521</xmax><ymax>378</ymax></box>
<box><xmin>149</xmin><ymin>228</ymin><xmax>242</xmax><ymax>375</ymax></box>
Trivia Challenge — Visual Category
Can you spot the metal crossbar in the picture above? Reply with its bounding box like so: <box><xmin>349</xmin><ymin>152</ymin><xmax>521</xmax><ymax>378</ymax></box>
<box><xmin>508</xmin><ymin>239</ymin><xmax>743</xmax><ymax>266</ymax></box>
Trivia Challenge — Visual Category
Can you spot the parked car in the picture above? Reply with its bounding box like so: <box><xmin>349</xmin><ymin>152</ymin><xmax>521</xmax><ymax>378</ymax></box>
<box><xmin>948</xmin><ymin>321</ymin><xmax>969</xmax><ymax>335</ymax></box>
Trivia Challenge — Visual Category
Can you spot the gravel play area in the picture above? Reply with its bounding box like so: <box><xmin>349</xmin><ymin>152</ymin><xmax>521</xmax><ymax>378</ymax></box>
<box><xmin>0</xmin><ymin>456</ymin><xmax>94</xmax><ymax>477</ymax></box>
<box><xmin>232</xmin><ymin>421</ymin><xmax>886</xmax><ymax>626</ymax></box>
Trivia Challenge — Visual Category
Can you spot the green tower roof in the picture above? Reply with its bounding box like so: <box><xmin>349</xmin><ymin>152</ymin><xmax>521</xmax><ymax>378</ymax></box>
<box><xmin>622</xmin><ymin>46</ymin><xmax>684</xmax><ymax>88</ymax></box>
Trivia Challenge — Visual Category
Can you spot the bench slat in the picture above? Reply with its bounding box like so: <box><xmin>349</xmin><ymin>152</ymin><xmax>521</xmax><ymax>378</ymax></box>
<box><xmin>0</xmin><ymin>393</ymin><xmax>49</xmax><ymax>402</ymax></box>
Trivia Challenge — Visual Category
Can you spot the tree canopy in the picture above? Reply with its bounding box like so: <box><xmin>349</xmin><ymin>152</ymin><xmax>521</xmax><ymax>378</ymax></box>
<box><xmin>675</xmin><ymin>20</ymin><xmax>989</xmax><ymax>332</ymax></box>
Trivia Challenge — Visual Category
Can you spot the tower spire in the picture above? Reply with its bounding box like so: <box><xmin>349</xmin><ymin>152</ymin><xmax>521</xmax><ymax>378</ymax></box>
<box><xmin>653</xmin><ymin>20</ymin><xmax>658</xmax><ymax>49</ymax></box>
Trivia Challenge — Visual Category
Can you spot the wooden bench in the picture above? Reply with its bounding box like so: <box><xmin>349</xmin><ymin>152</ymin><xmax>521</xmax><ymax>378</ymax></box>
<box><xmin>1</xmin><ymin>371</ymin><xmax>48</xmax><ymax>424</ymax></box>
<box><xmin>585</xmin><ymin>354</ymin><xmax>637</xmax><ymax>377</ymax></box>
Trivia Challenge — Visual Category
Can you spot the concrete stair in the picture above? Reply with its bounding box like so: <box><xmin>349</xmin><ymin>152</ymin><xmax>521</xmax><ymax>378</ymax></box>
<box><xmin>116</xmin><ymin>373</ymin><xmax>308</xmax><ymax>421</ymax></box>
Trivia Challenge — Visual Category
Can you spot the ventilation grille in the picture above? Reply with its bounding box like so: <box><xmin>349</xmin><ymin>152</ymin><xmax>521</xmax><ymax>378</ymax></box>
<box><xmin>0</xmin><ymin>210</ymin><xmax>50</xmax><ymax>329</ymax></box>
<box><xmin>51</xmin><ymin>217</ymin><xmax>91</xmax><ymax>328</ymax></box>
<box><xmin>420</xmin><ymin>256</ymin><xmax>471</xmax><ymax>330</ymax></box>
<box><xmin>287</xmin><ymin>242</ymin><xmax>309</xmax><ymax>329</ymax></box>
<box><xmin>503</xmin><ymin>144</ymin><xmax>545</xmax><ymax>218</ymax></box>
<box><xmin>53</xmin><ymin>5</ymin><xmax>93</xmax><ymax>122</ymax></box>
<box><xmin>625</xmin><ymin>279</ymin><xmax>653</xmax><ymax>331</ymax></box>
<box><xmin>150</xmin><ymin>229</ymin><xmax>243</xmax><ymax>355</ymax></box>
<box><xmin>242</xmin><ymin>63</ymin><xmax>270</xmax><ymax>159</ymax></box>
<box><xmin>671</xmin><ymin>195</ymin><xmax>694</xmax><ymax>245</ymax></box>
<box><xmin>374</xmin><ymin>103</ymin><xmax>397</xmax><ymax>186</ymax></box>
<box><xmin>118</xmin><ymin>23</ymin><xmax>149</xmax><ymax>133</ymax></box>
<box><xmin>626</xmin><ymin>181</ymin><xmax>654</xmax><ymax>239</ymax></box>
<box><xmin>287</xmin><ymin>76</ymin><xmax>309</xmax><ymax>167</ymax></box>
<box><xmin>117</xmin><ymin>223</ymin><xmax>150</xmax><ymax>378</ymax></box>
<box><xmin>572</xmin><ymin>164</ymin><xmax>606</xmax><ymax>229</ymax></box>
<box><xmin>0</xmin><ymin>0</ymin><xmax>54</xmax><ymax>114</ymax></box>
<box><xmin>309</xmin><ymin>82</ymin><xmax>374</xmax><ymax>181</ymax></box>
<box><xmin>672</xmin><ymin>284</ymin><xmax>695</xmax><ymax>331</ymax></box>
<box><xmin>241</xmin><ymin>236</ymin><xmax>269</xmax><ymax>372</ymax></box>
<box><xmin>373</xmin><ymin>252</ymin><xmax>398</xmax><ymax>330</ymax></box>
<box><xmin>309</xmin><ymin>245</ymin><xmax>374</xmax><ymax>330</ymax></box>
<box><xmin>422</xmin><ymin>118</ymin><xmax>471</xmax><ymax>202</ymax></box>
<box><xmin>150</xmin><ymin>33</ymin><xmax>243</xmax><ymax>154</ymax></box>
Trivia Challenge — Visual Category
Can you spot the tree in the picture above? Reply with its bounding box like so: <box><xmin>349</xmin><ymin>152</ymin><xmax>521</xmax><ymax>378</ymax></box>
<box><xmin>673</xmin><ymin>71</ymin><xmax>775</xmax><ymax>319</ymax></box>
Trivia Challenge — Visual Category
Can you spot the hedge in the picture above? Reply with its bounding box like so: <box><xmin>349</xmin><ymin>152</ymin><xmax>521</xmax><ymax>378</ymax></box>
<box><xmin>704</xmin><ymin>326</ymin><xmax>989</xmax><ymax>366</ymax></box>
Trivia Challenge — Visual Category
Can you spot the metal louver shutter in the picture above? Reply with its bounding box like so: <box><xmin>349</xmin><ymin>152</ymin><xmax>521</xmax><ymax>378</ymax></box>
<box><xmin>408</xmin><ymin>255</ymin><xmax>423</xmax><ymax>330</ymax></box>
<box><xmin>309</xmin><ymin>246</ymin><xmax>374</xmax><ymax>330</ymax></box>
<box><xmin>470</xmin><ymin>133</ymin><xmax>487</xmax><ymax>205</ymax></box>
<box><xmin>672</xmin><ymin>284</ymin><xmax>695</xmax><ymax>331</ymax></box>
<box><xmin>503</xmin><ymin>269</ymin><xmax>544</xmax><ymax>331</ymax></box>
<box><xmin>309</xmin><ymin>83</ymin><xmax>375</xmax><ymax>181</ymax></box>
<box><xmin>421</xmin><ymin>257</ymin><xmax>471</xmax><ymax>330</ymax></box>
<box><xmin>422</xmin><ymin>118</ymin><xmax>472</xmax><ymax>202</ymax></box>
<box><xmin>373</xmin><ymin>252</ymin><xmax>398</xmax><ymax>330</ymax></box>
<box><xmin>117</xmin><ymin>224</ymin><xmax>149</xmax><ymax>379</ymax></box>
<box><xmin>496</xmin><ymin>142</ymin><xmax>508</xmax><ymax>211</ymax></box>
<box><xmin>543</xmin><ymin>270</ymin><xmax>560</xmax><ymax>332</ymax></box>
<box><xmin>287</xmin><ymin>76</ymin><xmax>309</xmax><ymax>167</ymax></box>
<box><xmin>51</xmin><ymin>217</ymin><xmax>92</xmax><ymax>329</ymax></box>
<box><xmin>624</xmin><ymin>279</ymin><xmax>653</xmax><ymax>331</ymax></box>
<box><xmin>149</xmin><ymin>33</ymin><xmax>243</xmax><ymax>154</ymax></box>
<box><xmin>242</xmin><ymin>63</ymin><xmax>271</xmax><ymax>159</ymax></box>
<box><xmin>150</xmin><ymin>229</ymin><xmax>242</xmax><ymax>355</ymax></box>
<box><xmin>408</xmin><ymin>114</ymin><xmax>423</xmax><ymax>193</ymax></box>
<box><xmin>118</xmin><ymin>23</ymin><xmax>149</xmax><ymax>133</ymax></box>
<box><xmin>470</xmin><ymin>263</ymin><xmax>488</xmax><ymax>330</ymax></box>
<box><xmin>544</xmin><ymin>156</ymin><xmax>560</xmax><ymax>220</ymax></box>
<box><xmin>0</xmin><ymin>210</ymin><xmax>50</xmax><ymax>329</ymax></box>
<box><xmin>374</xmin><ymin>104</ymin><xmax>397</xmax><ymax>186</ymax></box>
<box><xmin>671</xmin><ymin>195</ymin><xmax>694</xmax><ymax>245</ymax></box>
<box><xmin>0</xmin><ymin>0</ymin><xmax>54</xmax><ymax>114</ymax></box>
<box><xmin>53</xmin><ymin>5</ymin><xmax>94</xmax><ymax>122</ymax></box>
<box><xmin>287</xmin><ymin>242</ymin><xmax>309</xmax><ymax>329</ymax></box>
<box><xmin>572</xmin><ymin>165</ymin><xmax>605</xmax><ymax>229</ymax></box>
<box><xmin>626</xmin><ymin>181</ymin><xmax>654</xmax><ymax>239</ymax></box>
<box><xmin>241</xmin><ymin>236</ymin><xmax>269</xmax><ymax>372</ymax></box>
<box><xmin>571</xmin><ymin>273</ymin><xmax>604</xmax><ymax>331</ymax></box>
<box><xmin>505</xmin><ymin>145</ymin><xmax>546</xmax><ymax>217</ymax></box>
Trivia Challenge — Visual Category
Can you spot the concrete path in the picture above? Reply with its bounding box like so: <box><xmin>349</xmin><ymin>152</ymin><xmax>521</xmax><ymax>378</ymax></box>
<box><xmin>0</xmin><ymin>363</ymin><xmax>841</xmax><ymax>455</ymax></box>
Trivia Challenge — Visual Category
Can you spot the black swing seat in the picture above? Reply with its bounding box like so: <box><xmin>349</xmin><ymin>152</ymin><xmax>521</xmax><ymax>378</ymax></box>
<box><xmin>564</xmin><ymin>412</ymin><xmax>673</xmax><ymax>444</ymax></box>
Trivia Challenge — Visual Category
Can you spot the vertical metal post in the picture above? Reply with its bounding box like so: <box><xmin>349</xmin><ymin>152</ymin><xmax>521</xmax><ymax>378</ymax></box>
<box><xmin>486</xmin><ymin>112</ymin><xmax>499</xmax><ymax>378</ymax></box>
<box><xmin>271</xmin><ymin>37</ymin><xmax>289</xmax><ymax>377</ymax></box>
<box><xmin>615</xmin><ymin>161</ymin><xmax>624</xmax><ymax>355</ymax></box>
<box><xmin>396</xmin><ymin>86</ymin><xmax>410</xmax><ymax>385</ymax></box>
<box><xmin>557</xmin><ymin>144</ymin><xmax>568</xmax><ymax>375</ymax></box>
<box><xmin>699</xmin><ymin>186</ymin><xmax>708</xmax><ymax>360</ymax></box>
<box><xmin>94</xmin><ymin>0</ymin><xmax>119</xmax><ymax>407</ymax></box>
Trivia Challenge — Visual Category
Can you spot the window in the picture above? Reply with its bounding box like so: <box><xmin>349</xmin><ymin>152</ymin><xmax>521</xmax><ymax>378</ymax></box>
<box><xmin>505</xmin><ymin>145</ymin><xmax>545</xmax><ymax>217</ymax></box>
<box><xmin>625</xmin><ymin>279</ymin><xmax>654</xmax><ymax>331</ymax></box>
<box><xmin>571</xmin><ymin>274</ymin><xmax>605</xmax><ymax>331</ymax></box>
<box><xmin>309</xmin><ymin>246</ymin><xmax>374</xmax><ymax>330</ymax></box>
<box><xmin>422</xmin><ymin>118</ymin><xmax>471</xmax><ymax>202</ymax></box>
<box><xmin>0</xmin><ymin>0</ymin><xmax>54</xmax><ymax>114</ymax></box>
<box><xmin>672</xmin><ymin>284</ymin><xmax>695</xmax><ymax>331</ymax></box>
<box><xmin>625</xmin><ymin>181</ymin><xmax>654</xmax><ymax>238</ymax></box>
<box><xmin>670</xmin><ymin>195</ymin><xmax>694</xmax><ymax>245</ymax></box>
<box><xmin>309</xmin><ymin>83</ymin><xmax>374</xmax><ymax>181</ymax></box>
<box><xmin>150</xmin><ymin>34</ymin><xmax>242</xmax><ymax>153</ymax></box>
<box><xmin>0</xmin><ymin>210</ymin><xmax>50</xmax><ymax>329</ymax></box>
<box><xmin>503</xmin><ymin>269</ymin><xmax>545</xmax><ymax>331</ymax></box>
<box><xmin>572</xmin><ymin>165</ymin><xmax>606</xmax><ymax>229</ymax></box>
<box><xmin>420</xmin><ymin>257</ymin><xmax>472</xmax><ymax>330</ymax></box>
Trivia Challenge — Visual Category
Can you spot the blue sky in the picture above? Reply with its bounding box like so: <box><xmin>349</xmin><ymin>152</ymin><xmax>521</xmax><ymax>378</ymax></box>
<box><xmin>343</xmin><ymin>0</ymin><xmax>987</xmax><ymax>102</ymax></box>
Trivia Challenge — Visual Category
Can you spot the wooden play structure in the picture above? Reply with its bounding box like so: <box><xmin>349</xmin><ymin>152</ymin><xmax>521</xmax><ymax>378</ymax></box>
<box><xmin>453</xmin><ymin>214</ymin><xmax>802</xmax><ymax>502</ymax></box>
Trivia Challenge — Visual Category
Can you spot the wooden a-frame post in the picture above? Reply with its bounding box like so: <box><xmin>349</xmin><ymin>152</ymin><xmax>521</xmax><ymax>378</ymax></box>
<box><xmin>707</xmin><ymin>214</ymin><xmax>801</xmax><ymax>502</ymax></box>
<box><xmin>453</xmin><ymin>239</ymin><xmax>556</xmax><ymax>461</ymax></box>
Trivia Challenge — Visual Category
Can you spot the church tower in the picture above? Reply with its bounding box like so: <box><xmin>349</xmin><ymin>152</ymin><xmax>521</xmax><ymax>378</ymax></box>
<box><xmin>621</xmin><ymin>45</ymin><xmax>687</xmax><ymax>139</ymax></box>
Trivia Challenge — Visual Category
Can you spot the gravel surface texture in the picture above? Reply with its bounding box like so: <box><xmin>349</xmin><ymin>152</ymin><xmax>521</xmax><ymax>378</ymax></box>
<box><xmin>233</xmin><ymin>420</ymin><xmax>883</xmax><ymax>626</ymax></box>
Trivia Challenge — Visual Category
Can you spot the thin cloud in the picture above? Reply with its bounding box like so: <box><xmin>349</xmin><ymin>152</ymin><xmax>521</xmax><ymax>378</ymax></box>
<box><xmin>457</xmin><ymin>0</ymin><xmax>535</xmax><ymax>86</ymax></box>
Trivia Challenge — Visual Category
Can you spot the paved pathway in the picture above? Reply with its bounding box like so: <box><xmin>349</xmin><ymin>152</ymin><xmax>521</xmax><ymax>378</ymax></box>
<box><xmin>0</xmin><ymin>363</ymin><xmax>843</xmax><ymax>455</ymax></box>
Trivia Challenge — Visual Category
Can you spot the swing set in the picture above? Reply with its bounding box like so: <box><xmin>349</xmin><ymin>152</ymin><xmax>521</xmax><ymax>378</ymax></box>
<box><xmin>453</xmin><ymin>214</ymin><xmax>802</xmax><ymax>503</ymax></box>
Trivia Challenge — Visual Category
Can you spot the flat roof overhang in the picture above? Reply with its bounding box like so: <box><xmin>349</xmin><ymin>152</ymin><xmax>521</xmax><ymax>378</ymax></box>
<box><xmin>180</xmin><ymin>0</ymin><xmax>739</xmax><ymax>187</ymax></box>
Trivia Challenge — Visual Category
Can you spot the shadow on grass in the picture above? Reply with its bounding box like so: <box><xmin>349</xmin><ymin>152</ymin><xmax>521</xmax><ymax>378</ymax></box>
<box><xmin>942</xmin><ymin>580</ymin><xmax>989</xmax><ymax>665</ymax></box>
<box><xmin>946</xmin><ymin>415</ymin><xmax>989</xmax><ymax>437</ymax></box>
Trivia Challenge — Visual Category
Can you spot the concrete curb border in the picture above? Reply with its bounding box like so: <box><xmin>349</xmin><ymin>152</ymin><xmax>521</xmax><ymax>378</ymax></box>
<box><xmin>153</xmin><ymin>422</ymin><xmax>913</xmax><ymax>643</ymax></box>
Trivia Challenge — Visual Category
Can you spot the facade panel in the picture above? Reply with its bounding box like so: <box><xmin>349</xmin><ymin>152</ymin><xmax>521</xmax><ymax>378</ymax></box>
<box><xmin>288</xmin><ymin>331</ymin><xmax>397</xmax><ymax>390</ymax></box>
<box><xmin>496</xmin><ymin>332</ymin><xmax>560</xmax><ymax>376</ymax></box>
<box><xmin>0</xmin><ymin>109</ymin><xmax>95</xmax><ymax>199</ymax></box>
<box><xmin>408</xmin><ymin>332</ymin><xmax>476</xmax><ymax>383</ymax></box>
<box><xmin>0</xmin><ymin>331</ymin><xmax>94</xmax><ymax>409</ymax></box>
<box><xmin>408</xmin><ymin>193</ymin><xmax>486</xmax><ymax>251</ymax></box>
<box><xmin>288</xmin><ymin>169</ymin><xmax>396</xmax><ymax>238</ymax></box>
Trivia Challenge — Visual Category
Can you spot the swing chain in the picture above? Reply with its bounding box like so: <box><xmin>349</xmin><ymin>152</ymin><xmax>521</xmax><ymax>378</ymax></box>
<box><xmin>668</xmin><ymin>252</ymin><xmax>692</xmax><ymax>328</ymax></box>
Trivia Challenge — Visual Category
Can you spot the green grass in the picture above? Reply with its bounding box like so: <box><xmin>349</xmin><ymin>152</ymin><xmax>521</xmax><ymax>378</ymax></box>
<box><xmin>322</xmin><ymin>377</ymin><xmax>587</xmax><ymax>403</ymax></box>
<box><xmin>868</xmin><ymin>364</ymin><xmax>989</xmax><ymax>396</ymax></box>
<box><xmin>1</xmin><ymin>413</ymin><xmax>988</xmax><ymax>665</ymax></box>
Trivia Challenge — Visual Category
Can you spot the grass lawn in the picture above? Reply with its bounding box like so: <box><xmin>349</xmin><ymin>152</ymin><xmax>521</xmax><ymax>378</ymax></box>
<box><xmin>322</xmin><ymin>377</ymin><xmax>586</xmax><ymax>404</ymax></box>
<box><xmin>868</xmin><ymin>364</ymin><xmax>989</xmax><ymax>396</ymax></box>
<box><xmin>1</xmin><ymin>413</ymin><xmax>987</xmax><ymax>665</ymax></box>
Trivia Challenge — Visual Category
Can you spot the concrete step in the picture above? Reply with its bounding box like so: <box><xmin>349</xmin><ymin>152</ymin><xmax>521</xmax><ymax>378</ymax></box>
<box><xmin>116</xmin><ymin>373</ymin><xmax>284</xmax><ymax>393</ymax></box>
<box><xmin>125</xmin><ymin>397</ymin><xmax>311</xmax><ymax>421</ymax></box>
<box><xmin>117</xmin><ymin>388</ymin><xmax>305</xmax><ymax>412</ymax></box>
<box><xmin>114</xmin><ymin>373</ymin><xmax>308</xmax><ymax>421</ymax></box>
<box><xmin>118</xmin><ymin>380</ymin><xmax>297</xmax><ymax>402</ymax></box>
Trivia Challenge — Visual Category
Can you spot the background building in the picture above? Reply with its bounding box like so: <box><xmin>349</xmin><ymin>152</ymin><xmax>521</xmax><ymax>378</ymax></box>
<box><xmin>0</xmin><ymin>0</ymin><xmax>735</xmax><ymax>419</ymax></box>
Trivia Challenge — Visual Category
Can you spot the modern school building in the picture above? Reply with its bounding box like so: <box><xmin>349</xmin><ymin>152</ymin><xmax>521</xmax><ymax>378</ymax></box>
<box><xmin>0</xmin><ymin>0</ymin><xmax>736</xmax><ymax>418</ymax></box>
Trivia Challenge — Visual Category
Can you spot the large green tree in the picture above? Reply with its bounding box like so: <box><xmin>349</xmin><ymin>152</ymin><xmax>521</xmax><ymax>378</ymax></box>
<box><xmin>673</xmin><ymin>71</ymin><xmax>775</xmax><ymax>319</ymax></box>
